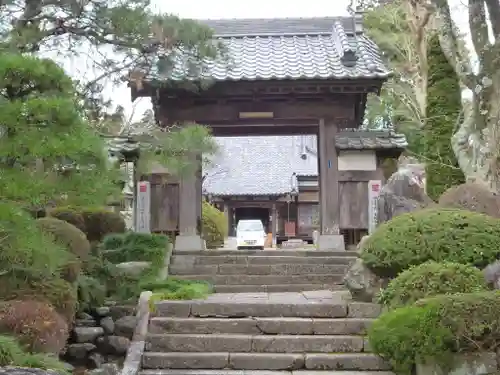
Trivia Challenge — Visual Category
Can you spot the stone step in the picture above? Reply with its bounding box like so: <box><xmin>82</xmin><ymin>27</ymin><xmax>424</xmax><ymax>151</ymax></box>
<box><xmin>145</xmin><ymin>334</ymin><xmax>366</xmax><ymax>353</ymax></box>
<box><xmin>149</xmin><ymin>317</ymin><xmax>372</xmax><ymax>335</ymax></box>
<box><xmin>141</xmin><ymin>370</ymin><xmax>395</xmax><ymax>375</ymax></box>
<box><xmin>172</xmin><ymin>274</ymin><xmax>345</xmax><ymax>285</ymax></box>
<box><xmin>169</xmin><ymin>264</ymin><xmax>350</xmax><ymax>276</ymax></box>
<box><xmin>214</xmin><ymin>284</ymin><xmax>346</xmax><ymax>293</ymax></box>
<box><xmin>171</xmin><ymin>255</ymin><xmax>357</xmax><ymax>266</ymax></box>
<box><xmin>152</xmin><ymin>295</ymin><xmax>380</xmax><ymax>319</ymax></box>
<box><xmin>142</xmin><ymin>352</ymin><xmax>390</xmax><ymax>371</ymax></box>
<box><xmin>173</xmin><ymin>250</ymin><xmax>358</xmax><ymax>257</ymax></box>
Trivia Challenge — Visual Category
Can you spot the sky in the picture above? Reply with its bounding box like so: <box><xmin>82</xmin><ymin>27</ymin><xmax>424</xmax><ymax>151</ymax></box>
<box><xmin>65</xmin><ymin>0</ymin><xmax>472</xmax><ymax>122</ymax></box>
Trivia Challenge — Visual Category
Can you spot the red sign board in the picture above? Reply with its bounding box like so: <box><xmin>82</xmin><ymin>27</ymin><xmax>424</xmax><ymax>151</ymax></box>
<box><xmin>371</xmin><ymin>183</ymin><xmax>380</xmax><ymax>193</ymax></box>
<box><xmin>139</xmin><ymin>183</ymin><xmax>148</xmax><ymax>193</ymax></box>
<box><xmin>285</xmin><ymin>221</ymin><xmax>296</xmax><ymax>237</ymax></box>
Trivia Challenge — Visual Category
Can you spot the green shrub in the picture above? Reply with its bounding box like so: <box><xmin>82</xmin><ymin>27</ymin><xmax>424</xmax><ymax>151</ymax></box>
<box><xmin>147</xmin><ymin>278</ymin><xmax>213</xmax><ymax>311</ymax></box>
<box><xmin>0</xmin><ymin>202</ymin><xmax>70</xmax><ymax>280</ymax></box>
<box><xmin>47</xmin><ymin>206</ymin><xmax>86</xmax><ymax>233</ymax></box>
<box><xmin>368</xmin><ymin>291</ymin><xmax>500</xmax><ymax>374</ymax></box>
<box><xmin>0</xmin><ymin>277</ymin><xmax>78</xmax><ymax>323</ymax></box>
<box><xmin>77</xmin><ymin>274</ymin><xmax>107</xmax><ymax>311</ymax></box>
<box><xmin>202</xmin><ymin>201</ymin><xmax>227</xmax><ymax>249</ymax></box>
<box><xmin>101</xmin><ymin>232</ymin><xmax>168</xmax><ymax>265</ymax></box>
<box><xmin>360</xmin><ymin>208</ymin><xmax>500</xmax><ymax>277</ymax></box>
<box><xmin>0</xmin><ymin>300</ymin><xmax>69</xmax><ymax>355</ymax></box>
<box><xmin>0</xmin><ymin>335</ymin><xmax>24</xmax><ymax>366</ymax></box>
<box><xmin>378</xmin><ymin>261</ymin><xmax>488</xmax><ymax>309</ymax></box>
<box><xmin>20</xmin><ymin>353</ymin><xmax>70</xmax><ymax>375</ymax></box>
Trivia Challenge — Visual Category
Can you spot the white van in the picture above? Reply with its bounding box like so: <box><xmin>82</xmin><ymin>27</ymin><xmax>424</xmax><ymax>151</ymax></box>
<box><xmin>236</xmin><ymin>219</ymin><xmax>266</xmax><ymax>250</ymax></box>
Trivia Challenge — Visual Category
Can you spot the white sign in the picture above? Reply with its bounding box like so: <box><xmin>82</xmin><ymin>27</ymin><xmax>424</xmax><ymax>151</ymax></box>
<box><xmin>135</xmin><ymin>181</ymin><xmax>151</xmax><ymax>233</ymax></box>
<box><xmin>368</xmin><ymin>180</ymin><xmax>382</xmax><ymax>234</ymax></box>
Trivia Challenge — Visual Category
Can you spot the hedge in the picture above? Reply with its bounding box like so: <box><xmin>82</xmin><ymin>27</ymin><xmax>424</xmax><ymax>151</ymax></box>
<box><xmin>202</xmin><ymin>201</ymin><xmax>227</xmax><ymax>249</ymax></box>
<box><xmin>360</xmin><ymin>208</ymin><xmax>500</xmax><ymax>277</ymax></box>
<box><xmin>368</xmin><ymin>291</ymin><xmax>500</xmax><ymax>374</ymax></box>
<box><xmin>423</xmin><ymin>34</ymin><xmax>464</xmax><ymax>200</ymax></box>
<box><xmin>378</xmin><ymin>261</ymin><xmax>488</xmax><ymax>309</ymax></box>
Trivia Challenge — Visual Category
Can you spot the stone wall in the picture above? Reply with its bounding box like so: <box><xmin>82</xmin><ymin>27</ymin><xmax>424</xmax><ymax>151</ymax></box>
<box><xmin>64</xmin><ymin>304</ymin><xmax>137</xmax><ymax>371</ymax></box>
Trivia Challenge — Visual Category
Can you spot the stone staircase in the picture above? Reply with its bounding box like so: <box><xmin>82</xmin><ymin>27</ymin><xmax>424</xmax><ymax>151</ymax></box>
<box><xmin>168</xmin><ymin>249</ymin><xmax>358</xmax><ymax>293</ymax></box>
<box><xmin>141</xmin><ymin>290</ymin><xmax>393</xmax><ymax>375</ymax></box>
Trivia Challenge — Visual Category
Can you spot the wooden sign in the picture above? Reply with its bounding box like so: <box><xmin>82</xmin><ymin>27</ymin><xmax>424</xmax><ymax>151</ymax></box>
<box><xmin>368</xmin><ymin>180</ymin><xmax>382</xmax><ymax>234</ymax></box>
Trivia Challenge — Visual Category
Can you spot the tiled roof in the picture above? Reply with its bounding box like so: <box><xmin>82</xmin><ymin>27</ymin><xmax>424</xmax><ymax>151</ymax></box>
<box><xmin>335</xmin><ymin>129</ymin><xmax>408</xmax><ymax>150</ymax></box>
<box><xmin>203</xmin><ymin>135</ymin><xmax>318</xmax><ymax>196</ymax></box>
<box><xmin>147</xmin><ymin>16</ymin><xmax>390</xmax><ymax>82</ymax></box>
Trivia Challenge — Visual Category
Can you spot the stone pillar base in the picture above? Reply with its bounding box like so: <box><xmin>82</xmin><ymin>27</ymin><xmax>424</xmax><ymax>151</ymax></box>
<box><xmin>317</xmin><ymin>234</ymin><xmax>345</xmax><ymax>251</ymax></box>
<box><xmin>174</xmin><ymin>234</ymin><xmax>206</xmax><ymax>251</ymax></box>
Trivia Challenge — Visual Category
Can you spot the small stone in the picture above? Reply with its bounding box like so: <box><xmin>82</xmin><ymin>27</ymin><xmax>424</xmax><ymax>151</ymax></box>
<box><xmin>109</xmin><ymin>306</ymin><xmax>136</xmax><ymax>320</ymax></box>
<box><xmin>66</xmin><ymin>343</ymin><xmax>96</xmax><ymax>360</ymax></box>
<box><xmin>96</xmin><ymin>335</ymin><xmax>130</xmax><ymax>355</ymax></box>
<box><xmin>73</xmin><ymin>327</ymin><xmax>105</xmax><ymax>343</ymax></box>
<box><xmin>87</xmin><ymin>363</ymin><xmax>119</xmax><ymax>375</ymax></box>
<box><xmin>77</xmin><ymin>312</ymin><xmax>94</xmax><ymax>320</ymax></box>
<box><xmin>87</xmin><ymin>352</ymin><xmax>104</xmax><ymax>369</ymax></box>
<box><xmin>100</xmin><ymin>316</ymin><xmax>115</xmax><ymax>335</ymax></box>
<box><xmin>75</xmin><ymin>319</ymin><xmax>98</xmax><ymax>327</ymax></box>
<box><xmin>94</xmin><ymin>306</ymin><xmax>110</xmax><ymax>316</ymax></box>
<box><xmin>115</xmin><ymin>261</ymin><xmax>151</xmax><ymax>276</ymax></box>
<box><xmin>114</xmin><ymin>315</ymin><xmax>137</xmax><ymax>339</ymax></box>
<box><xmin>343</xmin><ymin>258</ymin><xmax>388</xmax><ymax>303</ymax></box>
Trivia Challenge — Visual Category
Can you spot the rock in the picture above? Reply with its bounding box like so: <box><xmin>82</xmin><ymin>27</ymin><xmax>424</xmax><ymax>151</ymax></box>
<box><xmin>77</xmin><ymin>312</ymin><xmax>94</xmax><ymax>320</ymax></box>
<box><xmin>96</xmin><ymin>335</ymin><xmax>130</xmax><ymax>355</ymax></box>
<box><xmin>75</xmin><ymin>318</ymin><xmax>97</xmax><ymax>327</ymax></box>
<box><xmin>356</xmin><ymin>235</ymin><xmax>370</xmax><ymax>254</ymax></box>
<box><xmin>343</xmin><ymin>258</ymin><xmax>388</xmax><ymax>302</ymax></box>
<box><xmin>115</xmin><ymin>261</ymin><xmax>151</xmax><ymax>276</ymax></box>
<box><xmin>0</xmin><ymin>368</ymin><xmax>60</xmax><ymax>375</ymax></box>
<box><xmin>73</xmin><ymin>327</ymin><xmax>104</xmax><ymax>343</ymax></box>
<box><xmin>87</xmin><ymin>352</ymin><xmax>104</xmax><ymax>369</ymax></box>
<box><xmin>439</xmin><ymin>181</ymin><xmax>500</xmax><ymax>218</ymax></box>
<box><xmin>483</xmin><ymin>260</ymin><xmax>500</xmax><ymax>289</ymax></box>
<box><xmin>377</xmin><ymin>163</ymin><xmax>434</xmax><ymax>225</ymax></box>
<box><xmin>100</xmin><ymin>316</ymin><xmax>115</xmax><ymax>334</ymax></box>
<box><xmin>87</xmin><ymin>363</ymin><xmax>119</xmax><ymax>375</ymax></box>
<box><xmin>94</xmin><ymin>306</ymin><xmax>110</xmax><ymax>317</ymax></box>
<box><xmin>66</xmin><ymin>343</ymin><xmax>96</xmax><ymax>360</ymax></box>
<box><xmin>114</xmin><ymin>315</ymin><xmax>137</xmax><ymax>339</ymax></box>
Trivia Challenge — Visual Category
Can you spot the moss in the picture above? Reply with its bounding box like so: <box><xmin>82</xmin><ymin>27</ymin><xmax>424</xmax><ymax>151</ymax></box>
<box><xmin>0</xmin><ymin>301</ymin><xmax>69</xmax><ymax>355</ymax></box>
<box><xmin>423</xmin><ymin>34</ymin><xmax>465</xmax><ymax>200</ymax></box>
<box><xmin>360</xmin><ymin>208</ymin><xmax>500</xmax><ymax>277</ymax></box>
<box><xmin>147</xmin><ymin>278</ymin><xmax>213</xmax><ymax>311</ymax></box>
<box><xmin>369</xmin><ymin>291</ymin><xmax>500</xmax><ymax>374</ymax></box>
<box><xmin>101</xmin><ymin>232</ymin><xmax>168</xmax><ymax>265</ymax></box>
<box><xmin>47</xmin><ymin>206</ymin><xmax>86</xmax><ymax>233</ymax></box>
<box><xmin>378</xmin><ymin>261</ymin><xmax>488</xmax><ymax>309</ymax></box>
<box><xmin>202</xmin><ymin>201</ymin><xmax>227</xmax><ymax>249</ymax></box>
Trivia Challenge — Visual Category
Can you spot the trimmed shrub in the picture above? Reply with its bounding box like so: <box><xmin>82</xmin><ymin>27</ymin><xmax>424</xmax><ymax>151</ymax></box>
<box><xmin>423</xmin><ymin>34</ymin><xmax>464</xmax><ymax>200</ymax></box>
<box><xmin>77</xmin><ymin>274</ymin><xmax>107</xmax><ymax>311</ymax></box>
<box><xmin>101</xmin><ymin>232</ymin><xmax>168</xmax><ymax>264</ymax></box>
<box><xmin>81</xmin><ymin>207</ymin><xmax>126</xmax><ymax>243</ymax></box>
<box><xmin>0</xmin><ymin>202</ymin><xmax>69</xmax><ymax>280</ymax></box>
<box><xmin>36</xmin><ymin>217</ymin><xmax>91</xmax><ymax>282</ymax></box>
<box><xmin>47</xmin><ymin>206</ymin><xmax>86</xmax><ymax>233</ymax></box>
<box><xmin>202</xmin><ymin>201</ymin><xmax>227</xmax><ymax>249</ymax></box>
<box><xmin>0</xmin><ymin>300</ymin><xmax>69</xmax><ymax>355</ymax></box>
<box><xmin>378</xmin><ymin>261</ymin><xmax>488</xmax><ymax>309</ymax></box>
<box><xmin>439</xmin><ymin>181</ymin><xmax>500</xmax><ymax>218</ymax></box>
<box><xmin>0</xmin><ymin>277</ymin><xmax>78</xmax><ymax>323</ymax></box>
<box><xmin>360</xmin><ymin>208</ymin><xmax>500</xmax><ymax>277</ymax></box>
<box><xmin>368</xmin><ymin>291</ymin><xmax>500</xmax><ymax>374</ymax></box>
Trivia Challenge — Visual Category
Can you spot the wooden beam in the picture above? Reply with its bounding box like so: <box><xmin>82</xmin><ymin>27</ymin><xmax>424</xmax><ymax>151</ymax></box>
<box><xmin>338</xmin><ymin>170</ymin><xmax>382</xmax><ymax>182</ymax></box>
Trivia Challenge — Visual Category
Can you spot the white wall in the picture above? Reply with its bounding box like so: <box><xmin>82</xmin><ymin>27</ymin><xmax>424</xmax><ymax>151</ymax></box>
<box><xmin>338</xmin><ymin>150</ymin><xmax>377</xmax><ymax>171</ymax></box>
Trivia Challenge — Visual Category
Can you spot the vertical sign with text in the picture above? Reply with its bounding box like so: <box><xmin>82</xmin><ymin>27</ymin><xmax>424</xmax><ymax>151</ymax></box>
<box><xmin>368</xmin><ymin>180</ymin><xmax>382</xmax><ymax>234</ymax></box>
<box><xmin>136</xmin><ymin>181</ymin><xmax>151</xmax><ymax>233</ymax></box>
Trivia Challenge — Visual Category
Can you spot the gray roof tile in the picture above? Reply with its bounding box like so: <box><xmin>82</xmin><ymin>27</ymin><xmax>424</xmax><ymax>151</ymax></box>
<box><xmin>335</xmin><ymin>129</ymin><xmax>408</xmax><ymax>150</ymax></box>
<box><xmin>147</xmin><ymin>17</ymin><xmax>390</xmax><ymax>82</ymax></box>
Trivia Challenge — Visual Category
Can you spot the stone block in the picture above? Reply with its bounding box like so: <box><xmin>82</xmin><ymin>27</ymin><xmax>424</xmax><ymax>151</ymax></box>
<box><xmin>149</xmin><ymin>317</ymin><xmax>260</xmax><ymax>334</ymax></box>
<box><xmin>311</xmin><ymin>318</ymin><xmax>372</xmax><ymax>335</ymax></box>
<box><xmin>317</xmin><ymin>234</ymin><xmax>345</xmax><ymax>251</ymax></box>
<box><xmin>174</xmin><ymin>235</ymin><xmax>205</xmax><ymax>251</ymax></box>
<box><xmin>228</xmin><ymin>353</ymin><xmax>305</xmax><ymax>370</ymax></box>
<box><xmin>305</xmin><ymin>353</ymin><xmax>391</xmax><ymax>370</ymax></box>
<box><xmin>348</xmin><ymin>302</ymin><xmax>382</xmax><ymax>318</ymax></box>
<box><xmin>250</xmin><ymin>335</ymin><xmax>364</xmax><ymax>353</ymax></box>
<box><xmin>153</xmin><ymin>301</ymin><xmax>191</xmax><ymax>317</ymax></box>
<box><xmin>254</xmin><ymin>317</ymin><xmax>314</xmax><ymax>334</ymax></box>
<box><xmin>142</xmin><ymin>352</ymin><xmax>229</xmax><ymax>369</ymax></box>
<box><xmin>145</xmin><ymin>334</ymin><xmax>252</xmax><ymax>352</ymax></box>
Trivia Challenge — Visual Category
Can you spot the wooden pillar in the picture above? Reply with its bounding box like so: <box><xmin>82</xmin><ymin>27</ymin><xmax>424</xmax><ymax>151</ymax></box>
<box><xmin>317</xmin><ymin>118</ymin><xmax>344</xmax><ymax>250</ymax></box>
<box><xmin>223</xmin><ymin>202</ymin><xmax>230</xmax><ymax>236</ymax></box>
<box><xmin>271</xmin><ymin>203</ymin><xmax>277</xmax><ymax>248</ymax></box>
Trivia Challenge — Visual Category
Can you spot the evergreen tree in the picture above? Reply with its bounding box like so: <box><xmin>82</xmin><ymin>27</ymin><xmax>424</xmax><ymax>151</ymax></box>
<box><xmin>424</xmin><ymin>35</ymin><xmax>464</xmax><ymax>200</ymax></box>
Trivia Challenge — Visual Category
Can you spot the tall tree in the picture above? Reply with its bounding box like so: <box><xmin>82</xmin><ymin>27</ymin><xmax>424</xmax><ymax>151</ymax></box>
<box><xmin>424</xmin><ymin>0</ymin><xmax>500</xmax><ymax>189</ymax></box>
<box><xmin>424</xmin><ymin>34</ymin><xmax>465</xmax><ymax>199</ymax></box>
